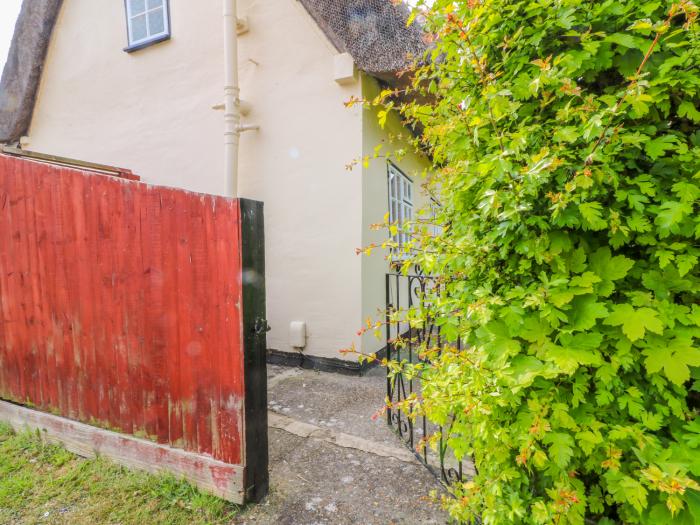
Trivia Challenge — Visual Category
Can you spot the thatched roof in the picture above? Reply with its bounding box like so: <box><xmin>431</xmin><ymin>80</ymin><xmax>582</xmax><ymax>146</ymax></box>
<box><xmin>0</xmin><ymin>0</ymin><xmax>425</xmax><ymax>144</ymax></box>
<box><xmin>298</xmin><ymin>0</ymin><xmax>426</xmax><ymax>77</ymax></box>
<box><xmin>0</xmin><ymin>0</ymin><xmax>63</xmax><ymax>143</ymax></box>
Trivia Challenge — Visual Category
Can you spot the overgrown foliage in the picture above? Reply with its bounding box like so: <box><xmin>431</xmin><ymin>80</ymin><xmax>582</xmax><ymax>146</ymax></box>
<box><xmin>378</xmin><ymin>0</ymin><xmax>700</xmax><ymax>522</ymax></box>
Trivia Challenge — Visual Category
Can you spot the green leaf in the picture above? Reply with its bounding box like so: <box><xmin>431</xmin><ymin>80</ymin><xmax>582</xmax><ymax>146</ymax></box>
<box><xmin>672</xmin><ymin>181</ymin><xmax>700</xmax><ymax>203</ymax></box>
<box><xmin>666</xmin><ymin>360</ymin><xmax>693</xmax><ymax>385</ymax></box>
<box><xmin>550</xmin><ymin>290</ymin><xmax>575</xmax><ymax>307</ymax></box>
<box><xmin>569</xmin><ymin>271</ymin><xmax>602</xmax><ymax>292</ymax></box>
<box><xmin>630</xmin><ymin>93</ymin><xmax>654</xmax><ymax>118</ymax></box>
<box><xmin>576</xmin><ymin>429</ymin><xmax>603</xmax><ymax>455</ymax></box>
<box><xmin>589</xmin><ymin>247</ymin><xmax>635</xmax><ymax>282</ymax></box>
<box><xmin>628</xmin><ymin>213</ymin><xmax>652</xmax><ymax>232</ymax></box>
<box><xmin>643</xmin><ymin>337</ymin><xmax>700</xmax><ymax>385</ymax></box>
<box><xmin>377</xmin><ymin>110</ymin><xmax>388</xmax><ymax>129</ymax></box>
<box><xmin>606</xmin><ymin>474</ymin><xmax>648</xmax><ymax>514</ymax></box>
<box><xmin>551</xmin><ymin>403</ymin><xmax>579</xmax><ymax>430</ymax></box>
<box><xmin>569</xmin><ymin>295</ymin><xmax>608</xmax><ymax>331</ymax></box>
<box><xmin>679</xmin><ymin>101</ymin><xmax>700</xmax><ymax>123</ymax></box>
<box><xmin>628</xmin><ymin>19</ymin><xmax>653</xmax><ymax>32</ymax></box>
<box><xmin>655</xmin><ymin>201</ymin><xmax>691</xmax><ymax>235</ymax></box>
<box><xmin>676</xmin><ymin>254</ymin><xmax>697</xmax><ymax>277</ymax></box>
<box><xmin>520</xmin><ymin>316</ymin><xmax>553</xmax><ymax>343</ymax></box>
<box><xmin>604</xmin><ymin>305</ymin><xmax>664</xmax><ymax>341</ymax></box>
<box><xmin>687</xmin><ymin>490</ymin><xmax>700</xmax><ymax>522</ymax></box>
<box><xmin>565</xmin><ymin>247</ymin><xmax>587</xmax><ymax>273</ymax></box>
<box><xmin>656</xmin><ymin>249</ymin><xmax>675</xmax><ymax>268</ymax></box>
<box><xmin>605</xmin><ymin>32</ymin><xmax>648</xmax><ymax>51</ymax></box>
<box><xmin>554</xmin><ymin>126</ymin><xmax>579</xmax><ymax>143</ymax></box>
<box><xmin>548</xmin><ymin>333</ymin><xmax>604</xmax><ymax>373</ymax></box>
<box><xmin>504</xmin><ymin>355</ymin><xmax>550</xmax><ymax>389</ymax></box>
<box><xmin>579</xmin><ymin>202</ymin><xmax>607</xmax><ymax>230</ymax></box>
<box><xmin>479</xmin><ymin>321</ymin><xmax>521</xmax><ymax>363</ymax></box>
<box><xmin>690</xmin><ymin>305</ymin><xmax>700</xmax><ymax>327</ymax></box>
<box><xmin>645</xmin><ymin>135</ymin><xmax>679</xmax><ymax>160</ymax></box>
<box><xmin>544</xmin><ymin>432</ymin><xmax>575</xmax><ymax>468</ymax></box>
<box><xmin>647</xmin><ymin>504</ymin><xmax>696</xmax><ymax>525</ymax></box>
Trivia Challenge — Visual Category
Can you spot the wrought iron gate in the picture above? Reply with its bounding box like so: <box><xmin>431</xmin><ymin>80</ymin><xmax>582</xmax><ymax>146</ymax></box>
<box><xmin>385</xmin><ymin>270</ymin><xmax>467</xmax><ymax>486</ymax></box>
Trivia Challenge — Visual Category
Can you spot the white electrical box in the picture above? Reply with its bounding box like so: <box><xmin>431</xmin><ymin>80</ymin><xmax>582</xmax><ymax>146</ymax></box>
<box><xmin>289</xmin><ymin>321</ymin><xmax>307</xmax><ymax>349</ymax></box>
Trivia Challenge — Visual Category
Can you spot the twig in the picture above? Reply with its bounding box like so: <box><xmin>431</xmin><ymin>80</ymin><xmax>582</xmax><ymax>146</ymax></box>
<box><xmin>585</xmin><ymin>6</ymin><xmax>678</xmax><ymax>164</ymax></box>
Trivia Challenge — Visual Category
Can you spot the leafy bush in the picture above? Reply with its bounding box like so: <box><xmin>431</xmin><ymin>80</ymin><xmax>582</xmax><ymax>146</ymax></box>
<box><xmin>382</xmin><ymin>0</ymin><xmax>700</xmax><ymax>523</ymax></box>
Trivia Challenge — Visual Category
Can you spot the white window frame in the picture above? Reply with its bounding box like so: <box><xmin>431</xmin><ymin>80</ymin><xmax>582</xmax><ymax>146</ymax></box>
<box><xmin>388</xmin><ymin>163</ymin><xmax>414</xmax><ymax>249</ymax></box>
<box><xmin>124</xmin><ymin>0</ymin><xmax>171</xmax><ymax>51</ymax></box>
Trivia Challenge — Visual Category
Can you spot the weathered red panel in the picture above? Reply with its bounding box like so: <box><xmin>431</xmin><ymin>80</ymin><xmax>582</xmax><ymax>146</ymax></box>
<box><xmin>0</xmin><ymin>154</ymin><xmax>246</xmax><ymax>465</ymax></box>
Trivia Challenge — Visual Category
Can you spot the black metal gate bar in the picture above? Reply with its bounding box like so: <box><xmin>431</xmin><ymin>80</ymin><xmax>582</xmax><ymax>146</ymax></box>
<box><xmin>385</xmin><ymin>270</ymin><xmax>465</xmax><ymax>486</ymax></box>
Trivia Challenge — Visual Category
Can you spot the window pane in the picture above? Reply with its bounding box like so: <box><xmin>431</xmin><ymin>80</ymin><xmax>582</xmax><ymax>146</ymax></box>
<box><xmin>148</xmin><ymin>8</ymin><xmax>165</xmax><ymax>35</ymax></box>
<box><xmin>387</xmin><ymin>164</ymin><xmax>414</xmax><ymax>251</ymax></box>
<box><xmin>147</xmin><ymin>0</ymin><xmax>163</xmax><ymax>9</ymax></box>
<box><xmin>129</xmin><ymin>0</ymin><xmax>146</xmax><ymax>15</ymax></box>
<box><xmin>131</xmin><ymin>14</ymin><xmax>148</xmax><ymax>41</ymax></box>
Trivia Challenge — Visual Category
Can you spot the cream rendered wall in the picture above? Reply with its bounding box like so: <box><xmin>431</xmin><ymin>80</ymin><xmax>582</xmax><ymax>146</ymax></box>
<box><xmin>235</xmin><ymin>0</ymin><xmax>364</xmax><ymax>359</ymax></box>
<box><xmin>26</xmin><ymin>0</ymin><xmax>365</xmax><ymax>360</ymax></box>
<box><xmin>360</xmin><ymin>74</ymin><xmax>432</xmax><ymax>355</ymax></box>
<box><xmin>28</xmin><ymin>0</ymin><xmax>226</xmax><ymax>194</ymax></box>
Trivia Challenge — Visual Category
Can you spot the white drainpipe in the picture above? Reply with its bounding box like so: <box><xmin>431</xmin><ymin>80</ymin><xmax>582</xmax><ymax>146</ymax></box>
<box><xmin>223</xmin><ymin>0</ymin><xmax>240</xmax><ymax>198</ymax></box>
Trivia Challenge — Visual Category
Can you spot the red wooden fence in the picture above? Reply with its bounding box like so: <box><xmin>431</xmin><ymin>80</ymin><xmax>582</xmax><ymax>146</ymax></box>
<box><xmin>0</xmin><ymin>153</ymin><xmax>268</xmax><ymax>502</ymax></box>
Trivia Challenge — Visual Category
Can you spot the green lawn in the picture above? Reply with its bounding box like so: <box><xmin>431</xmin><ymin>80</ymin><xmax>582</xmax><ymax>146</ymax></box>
<box><xmin>0</xmin><ymin>423</ymin><xmax>239</xmax><ymax>525</ymax></box>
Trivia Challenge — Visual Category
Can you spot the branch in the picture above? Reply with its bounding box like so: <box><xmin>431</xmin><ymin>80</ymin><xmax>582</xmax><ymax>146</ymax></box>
<box><xmin>585</xmin><ymin>6</ymin><xmax>678</xmax><ymax>165</ymax></box>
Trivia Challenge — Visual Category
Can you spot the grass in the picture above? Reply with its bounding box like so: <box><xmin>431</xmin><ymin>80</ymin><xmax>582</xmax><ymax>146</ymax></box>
<box><xmin>0</xmin><ymin>423</ymin><xmax>240</xmax><ymax>525</ymax></box>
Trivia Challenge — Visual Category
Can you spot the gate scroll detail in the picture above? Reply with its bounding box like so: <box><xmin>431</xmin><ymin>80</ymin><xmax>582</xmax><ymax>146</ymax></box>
<box><xmin>385</xmin><ymin>269</ymin><xmax>467</xmax><ymax>486</ymax></box>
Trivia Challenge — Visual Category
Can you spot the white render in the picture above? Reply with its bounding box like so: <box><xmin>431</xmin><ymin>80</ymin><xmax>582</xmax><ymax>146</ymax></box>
<box><xmin>25</xmin><ymin>0</ymin><xmax>429</xmax><ymax>362</ymax></box>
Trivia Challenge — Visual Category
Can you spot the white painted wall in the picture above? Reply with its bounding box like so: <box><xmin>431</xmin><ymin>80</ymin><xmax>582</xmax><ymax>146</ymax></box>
<box><xmin>27</xmin><ymin>0</ymin><xmax>366</xmax><ymax>361</ymax></box>
<box><xmin>235</xmin><ymin>0</ymin><xmax>364</xmax><ymax>359</ymax></box>
<box><xmin>29</xmin><ymin>0</ymin><xmax>226</xmax><ymax>194</ymax></box>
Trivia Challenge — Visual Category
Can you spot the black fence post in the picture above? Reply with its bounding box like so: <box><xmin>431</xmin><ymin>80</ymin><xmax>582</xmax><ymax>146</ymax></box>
<box><xmin>240</xmin><ymin>198</ymin><xmax>269</xmax><ymax>503</ymax></box>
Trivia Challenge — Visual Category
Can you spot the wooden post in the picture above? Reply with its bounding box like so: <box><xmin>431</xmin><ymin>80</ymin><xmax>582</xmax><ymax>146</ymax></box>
<box><xmin>240</xmin><ymin>199</ymin><xmax>269</xmax><ymax>502</ymax></box>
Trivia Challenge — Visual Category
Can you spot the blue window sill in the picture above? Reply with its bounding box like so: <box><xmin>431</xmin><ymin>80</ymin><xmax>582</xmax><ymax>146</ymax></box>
<box><xmin>124</xmin><ymin>34</ymin><xmax>171</xmax><ymax>53</ymax></box>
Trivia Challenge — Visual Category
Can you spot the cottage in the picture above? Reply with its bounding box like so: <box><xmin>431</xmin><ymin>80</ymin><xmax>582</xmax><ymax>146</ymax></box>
<box><xmin>0</xmin><ymin>0</ymin><xmax>429</xmax><ymax>372</ymax></box>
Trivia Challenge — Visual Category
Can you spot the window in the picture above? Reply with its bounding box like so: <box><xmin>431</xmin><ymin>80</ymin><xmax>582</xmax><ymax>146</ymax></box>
<box><xmin>388</xmin><ymin>163</ymin><xmax>413</xmax><ymax>248</ymax></box>
<box><xmin>125</xmin><ymin>0</ymin><xmax>170</xmax><ymax>51</ymax></box>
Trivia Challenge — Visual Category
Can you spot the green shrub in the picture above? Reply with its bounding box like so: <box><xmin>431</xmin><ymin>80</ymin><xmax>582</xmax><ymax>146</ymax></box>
<box><xmin>384</xmin><ymin>0</ymin><xmax>700</xmax><ymax>523</ymax></box>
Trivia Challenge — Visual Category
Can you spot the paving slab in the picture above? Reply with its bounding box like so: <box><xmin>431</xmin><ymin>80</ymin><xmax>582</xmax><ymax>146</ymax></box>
<box><xmin>234</xmin><ymin>365</ymin><xmax>450</xmax><ymax>524</ymax></box>
<box><xmin>265</xmin><ymin>365</ymin><xmax>400</xmax><ymax>448</ymax></box>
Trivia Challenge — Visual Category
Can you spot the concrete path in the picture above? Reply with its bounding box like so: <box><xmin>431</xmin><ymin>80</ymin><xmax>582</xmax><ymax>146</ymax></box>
<box><xmin>234</xmin><ymin>366</ymin><xmax>449</xmax><ymax>525</ymax></box>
